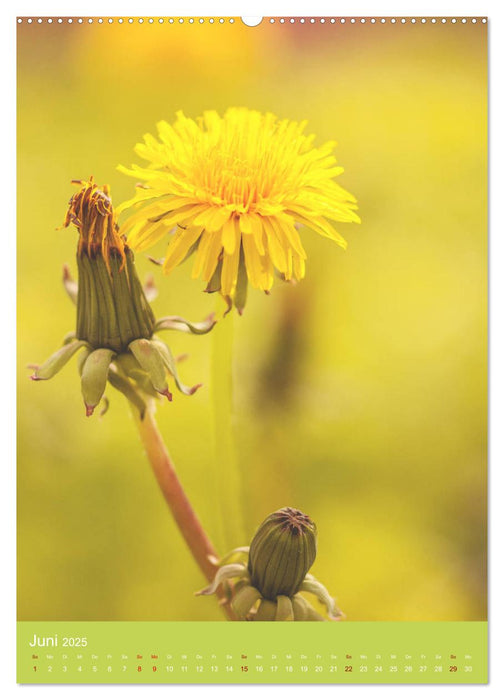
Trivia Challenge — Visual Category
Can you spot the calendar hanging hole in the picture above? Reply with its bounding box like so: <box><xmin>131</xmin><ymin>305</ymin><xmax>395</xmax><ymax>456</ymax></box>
<box><xmin>241</xmin><ymin>17</ymin><xmax>263</xmax><ymax>27</ymax></box>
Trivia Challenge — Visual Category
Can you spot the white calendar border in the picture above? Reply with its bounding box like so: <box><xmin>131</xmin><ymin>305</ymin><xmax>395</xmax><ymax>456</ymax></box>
<box><xmin>7</xmin><ymin>0</ymin><xmax>496</xmax><ymax>23</ymax></box>
<box><xmin>3</xmin><ymin>0</ymin><xmax>503</xmax><ymax>697</ymax></box>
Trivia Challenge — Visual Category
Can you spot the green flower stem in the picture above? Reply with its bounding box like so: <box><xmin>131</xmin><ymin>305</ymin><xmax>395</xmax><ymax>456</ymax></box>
<box><xmin>210</xmin><ymin>302</ymin><xmax>245</xmax><ymax>551</ymax></box>
<box><xmin>133</xmin><ymin>403</ymin><xmax>237</xmax><ymax>621</ymax></box>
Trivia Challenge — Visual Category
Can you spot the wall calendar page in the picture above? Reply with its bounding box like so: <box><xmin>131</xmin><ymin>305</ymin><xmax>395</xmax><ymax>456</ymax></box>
<box><xmin>16</xmin><ymin>14</ymin><xmax>488</xmax><ymax>686</ymax></box>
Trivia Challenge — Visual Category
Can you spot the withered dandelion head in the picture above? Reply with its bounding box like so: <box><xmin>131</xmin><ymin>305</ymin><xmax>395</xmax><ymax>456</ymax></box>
<box><xmin>30</xmin><ymin>178</ymin><xmax>216</xmax><ymax>417</ymax></box>
<box><xmin>64</xmin><ymin>177</ymin><xmax>126</xmax><ymax>272</ymax></box>
<box><xmin>117</xmin><ymin>108</ymin><xmax>360</xmax><ymax>312</ymax></box>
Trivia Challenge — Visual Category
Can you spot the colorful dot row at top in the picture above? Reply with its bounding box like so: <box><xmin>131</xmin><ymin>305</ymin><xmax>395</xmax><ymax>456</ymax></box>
<box><xmin>17</xmin><ymin>17</ymin><xmax>488</xmax><ymax>25</ymax></box>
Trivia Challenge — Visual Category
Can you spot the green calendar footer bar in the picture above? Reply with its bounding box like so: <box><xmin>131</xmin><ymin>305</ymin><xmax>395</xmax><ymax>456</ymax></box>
<box><xmin>17</xmin><ymin>621</ymin><xmax>487</xmax><ymax>684</ymax></box>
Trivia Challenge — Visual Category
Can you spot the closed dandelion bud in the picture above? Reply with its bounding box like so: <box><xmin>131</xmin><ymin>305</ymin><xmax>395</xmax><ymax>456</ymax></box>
<box><xmin>248</xmin><ymin>507</ymin><xmax>317</xmax><ymax>600</ymax></box>
<box><xmin>197</xmin><ymin>507</ymin><xmax>342</xmax><ymax>621</ymax></box>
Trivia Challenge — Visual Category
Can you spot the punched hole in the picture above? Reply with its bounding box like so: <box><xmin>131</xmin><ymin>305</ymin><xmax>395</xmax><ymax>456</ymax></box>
<box><xmin>241</xmin><ymin>17</ymin><xmax>263</xmax><ymax>27</ymax></box>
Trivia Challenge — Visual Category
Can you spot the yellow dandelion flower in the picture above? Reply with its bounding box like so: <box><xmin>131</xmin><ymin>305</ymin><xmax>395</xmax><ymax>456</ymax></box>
<box><xmin>117</xmin><ymin>108</ymin><xmax>360</xmax><ymax>312</ymax></box>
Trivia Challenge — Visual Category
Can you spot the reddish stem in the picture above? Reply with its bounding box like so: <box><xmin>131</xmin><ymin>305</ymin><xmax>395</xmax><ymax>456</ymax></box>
<box><xmin>134</xmin><ymin>406</ymin><xmax>237</xmax><ymax>620</ymax></box>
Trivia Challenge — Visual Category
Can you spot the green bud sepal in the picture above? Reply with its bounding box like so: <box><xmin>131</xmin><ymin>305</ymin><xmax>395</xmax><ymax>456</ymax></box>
<box><xmin>150</xmin><ymin>338</ymin><xmax>202</xmax><ymax>396</ymax></box>
<box><xmin>196</xmin><ymin>563</ymin><xmax>249</xmax><ymax>597</ymax></box>
<box><xmin>129</xmin><ymin>338</ymin><xmax>173</xmax><ymax>401</ymax></box>
<box><xmin>30</xmin><ymin>340</ymin><xmax>90</xmax><ymax>381</ymax></box>
<box><xmin>107</xmin><ymin>365</ymin><xmax>147</xmax><ymax>419</ymax></box>
<box><xmin>80</xmin><ymin>348</ymin><xmax>116</xmax><ymax>416</ymax></box>
<box><xmin>154</xmin><ymin>314</ymin><xmax>216</xmax><ymax>335</ymax></box>
<box><xmin>299</xmin><ymin>574</ymin><xmax>342</xmax><ymax>621</ymax></box>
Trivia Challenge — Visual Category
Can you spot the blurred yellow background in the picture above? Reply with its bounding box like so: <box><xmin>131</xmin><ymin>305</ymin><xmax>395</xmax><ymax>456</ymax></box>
<box><xmin>17</xmin><ymin>18</ymin><xmax>487</xmax><ymax>621</ymax></box>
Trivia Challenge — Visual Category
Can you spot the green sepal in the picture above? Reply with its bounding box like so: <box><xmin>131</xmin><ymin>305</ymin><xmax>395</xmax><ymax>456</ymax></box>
<box><xmin>234</xmin><ymin>246</ymin><xmax>248</xmax><ymax>315</ymax></box>
<box><xmin>254</xmin><ymin>599</ymin><xmax>277</xmax><ymax>621</ymax></box>
<box><xmin>128</xmin><ymin>338</ymin><xmax>172</xmax><ymax>400</ymax></box>
<box><xmin>127</xmin><ymin>370</ymin><xmax>159</xmax><ymax>397</ymax></box>
<box><xmin>196</xmin><ymin>563</ymin><xmax>248</xmax><ymax>596</ymax></box>
<box><xmin>80</xmin><ymin>348</ymin><xmax>115</xmax><ymax>416</ymax></box>
<box><xmin>217</xmin><ymin>546</ymin><xmax>250</xmax><ymax>567</ymax></box>
<box><xmin>63</xmin><ymin>331</ymin><xmax>77</xmax><ymax>345</ymax></box>
<box><xmin>299</xmin><ymin>574</ymin><xmax>342</xmax><ymax>620</ymax></box>
<box><xmin>181</xmin><ymin>239</ymin><xmax>199</xmax><ymax>265</ymax></box>
<box><xmin>107</xmin><ymin>366</ymin><xmax>147</xmax><ymax>419</ymax></box>
<box><xmin>275</xmin><ymin>595</ymin><xmax>294</xmax><ymax>621</ymax></box>
<box><xmin>154</xmin><ymin>314</ymin><xmax>217</xmax><ymax>335</ymax></box>
<box><xmin>222</xmin><ymin>295</ymin><xmax>233</xmax><ymax>316</ymax></box>
<box><xmin>114</xmin><ymin>352</ymin><xmax>158</xmax><ymax>398</ymax></box>
<box><xmin>232</xmin><ymin>585</ymin><xmax>262</xmax><ymax>620</ymax></box>
<box><xmin>150</xmin><ymin>337</ymin><xmax>202</xmax><ymax>396</ymax></box>
<box><xmin>204</xmin><ymin>259</ymin><xmax>222</xmax><ymax>293</ymax></box>
<box><xmin>30</xmin><ymin>340</ymin><xmax>89</xmax><ymax>381</ymax></box>
<box><xmin>291</xmin><ymin>593</ymin><xmax>309</xmax><ymax>620</ymax></box>
<box><xmin>113</xmin><ymin>352</ymin><xmax>142</xmax><ymax>377</ymax></box>
<box><xmin>292</xmin><ymin>593</ymin><xmax>325</xmax><ymax>621</ymax></box>
<box><xmin>77</xmin><ymin>347</ymin><xmax>91</xmax><ymax>376</ymax></box>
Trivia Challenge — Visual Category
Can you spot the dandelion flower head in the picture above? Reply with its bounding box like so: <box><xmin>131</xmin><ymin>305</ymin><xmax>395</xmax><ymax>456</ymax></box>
<box><xmin>118</xmin><ymin>108</ymin><xmax>360</xmax><ymax>311</ymax></box>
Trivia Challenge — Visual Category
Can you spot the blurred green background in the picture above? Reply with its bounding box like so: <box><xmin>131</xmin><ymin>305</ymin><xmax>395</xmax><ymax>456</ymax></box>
<box><xmin>17</xmin><ymin>18</ymin><xmax>487</xmax><ymax>621</ymax></box>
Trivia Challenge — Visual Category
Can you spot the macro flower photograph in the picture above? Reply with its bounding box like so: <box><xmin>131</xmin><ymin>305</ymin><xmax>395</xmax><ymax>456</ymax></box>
<box><xmin>18</xmin><ymin>17</ymin><xmax>486</xmax><ymax>624</ymax></box>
